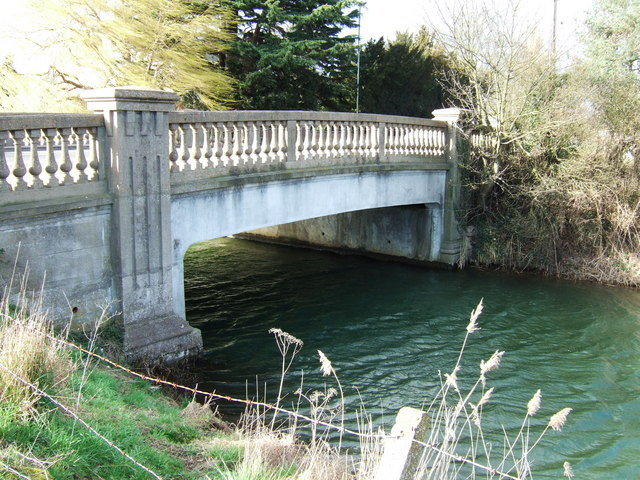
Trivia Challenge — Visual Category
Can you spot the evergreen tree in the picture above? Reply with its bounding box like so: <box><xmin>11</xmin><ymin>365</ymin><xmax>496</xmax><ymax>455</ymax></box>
<box><xmin>359</xmin><ymin>29</ymin><xmax>450</xmax><ymax>118</ymax></box>
<box><xmin>222</xmin><ymin>0</ymin><xmax>361</xmax><ymax>110</ymax></box>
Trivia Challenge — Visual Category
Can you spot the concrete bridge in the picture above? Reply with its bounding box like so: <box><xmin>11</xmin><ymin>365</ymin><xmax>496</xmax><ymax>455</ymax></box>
<box><xmin>0</xmin><ymin>88</ymin><xmax>463</xmax><ymax>361</ymax></box>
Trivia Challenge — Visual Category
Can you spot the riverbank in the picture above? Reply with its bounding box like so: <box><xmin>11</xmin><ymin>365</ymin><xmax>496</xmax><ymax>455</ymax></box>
<box><xmin>467</xmin><ymin>224</ymin><xmax>640</xmax><ymax>288</ymax></box>
<box><xmin>0</xmin><ymin>299</ymin><xmax>357</xmax><ymax>479</ymax></box>
<box><xmin>237</xmin><ymin>230</ymin><xmax>640</xmax><ymax>289</ymax></box>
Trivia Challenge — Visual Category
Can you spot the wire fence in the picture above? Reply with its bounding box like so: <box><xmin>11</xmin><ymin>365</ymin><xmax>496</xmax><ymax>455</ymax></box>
<box><xmin>0</xmin><ymin>316</ymin><xmax>527</xmax><ymax>480</ymax></box>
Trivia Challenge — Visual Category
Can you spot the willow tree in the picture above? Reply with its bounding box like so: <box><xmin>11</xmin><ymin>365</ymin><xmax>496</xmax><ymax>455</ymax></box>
<box><xmin>2</xmin><ymin>0</ymin><xmax>235</xmax><ymax>111</ymax></box>
<box><xmin>222</xmin><ymin>0</ymin><xmax>361</xmax><ymax>111</ymax></box>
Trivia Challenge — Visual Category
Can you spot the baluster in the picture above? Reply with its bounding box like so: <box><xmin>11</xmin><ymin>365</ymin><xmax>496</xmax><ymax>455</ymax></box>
<box><xmin>298</xmin><ymin>122</ymin><xmax>309</xmax><ymax>161</ymax></box>
<box><xmin>369</xmin><ymin>124</ymin><xmax>378</xmax><ymax>158</ymax></box>
<box><xmin>58</xmin><ymin>128</ymin><xmax>73</xmax><ymax>184</ymax></box>
<box><xmin>9</xmin><ymin>130</ymin><xmax>28</xmax><ymax>189</ymax></box>
<box><xmin>393</xmin><ymin>126</ymin><xmax>401</xmax><ymax>156</ymax></box>
<box><xmin>394</xmin><ymin>125</ymin><xmax>402</xmax><ymax>156</ymax></box>
<box><xmin>358</xmin><ymin>123</ymin><xmax>366</xmax><ymax>157</ymax></box>
<box><xmin>258</xmin><ymin>123</ymin><xmax>268</xmax><ymax>163</ymax></box>
<box><xmin>384</xmin><ymin>126</ymin><xmax>392</xmax><ymax>156</ymax></box>
<box><xmin>363</xmin><ymin>123</ymin><xmax>371</xmax><ymax>157</ymax></box>
<box><xmin>362</xmin><ymin>123</ymin><xmax>370</xmax><ymax>157</ymax></box>
<box><xmin>316</xmin><ymin>122</ymin><xmax>327</xmax><ymax>159</ymax></box>
<box><xmin>401</xmin><ymin>126</ymin><xmax>407</xmax><ymax>155</ymax></box>
<box><xmin>237</xmin><ymin>121</ymin><xmax>246</xmax><ymax>165</ymax></box>
<box><xmin>295</xmin><ymin>123</ymin><xmax>304</xmax><ymax>162</ymax></box>
<box><xmin>434</xmin><ymin>128</ymin><xmax>441</xmax><ymax>156</ymax></box>
<box><xmin>324</xmin><ymin>123</ymin><xmax>333</xmax><ymax>159</ymax></box>
<box><xmin>329</xmin><ymin>123</ymin><xmax>337</xmax><ymax>158</ymax></box>
<box><xmin>410</xmin><ymin>126</ymin><xmax>417</xmax><ymax>155</ymax></box>
<box><xmin>327</xmin><ymin>123</ymin><xmax>337</xmax><ymax>158</ymax></box>
<box><xmin>267</xmin><ymin>123</ymin><xmax>277</xmax><ymax>163</ymax></box>
<box><xmin>87</xmin><ymin>128</ymin><xmax>99</xmax><ymax>180</ymax></box>
<box><xmin>314</xmin><ymin>123</ymin><xmax>322</xmax><ymax>160</ymax></box>
<box><xmin>423</xmin><ymin>128</ymin><xmax>430</xmax><ymax>156</ymax></box>
<box><xmin>26</xmin><ymin>129</ymin><xmax>44</xmax><ymax>187</ymax></box>
<box><xmin>169</xmin><ymin>124</ymin><xmax>180</xmax><ymax>172</ymax></box>
<box><xmin>222</xmin><ymin>123</ymin><xmax>233</xmax><ymax>166</ymax></box>
<box><xmin>417</xmin><ymin>127</ymin><xmax>424</xmax><ymax>156</ymax></box>
<box><xmin>213</xmin><ymin>123</ymin><xmax>224</xmax><ymax>167</ymax></box>
<box><xmin>250</xmin><ymin>122</ymin><xmax>260</xmax><ymax>165</ymax></box>
<box><xmin>396</xmin><ymin>126</ymin><xmax>404</xmax><ymax>156</ymax></box>
<box><xmin>0</xmin><ymin>134</ymin><xmax>11</xmax><ymax>191</ymax></box>
<box><xmin>346</xmin><ymin>123</ymin><xmax>355</xmax><ymax>157</ymax></box>
<box><xmin>336</xmin><ymin>123</ymin><xmax>345</xmax><ymax>158</ymax></box>
<box><xmin>190</xmin><ymin>123</ymin><xmax>203</xmax><ymax>169</ymax></box>
<box><xmin>314</xmin><ymin>122</ymin><xmax>323</xmax><ymax>160</ymax></box>
<box><xmin>43</xmin><ymin>129</ymin><xmax>60</xmax><ymax>186</ymax></box>
<box><xmin>363</xmin><ymin>124</ymin><xmax>371</xmax><ymax>159</ymax></box>
<box><xmin>203</xmin><ymin>123</ymin><xmax>214</xmax><ymax>169</ymax></box>
<box><xmin>176</xmin><ymin>125</ymin><xmax>190</xmax><ymax>171</ymax></box>
<box><xmin>350</xmin><ymin>123</ymin><xmax>360</xmax><ymax>158</ymax></box>
<box><xmin>405</xmin><ymin>127</ymin><xmax>413</xmax><ymax>156</ymax></box>
<box><xmin>72</xmin><ymin>128</ymin><xmax>89</xmax><ymax>183</ymax></box>
<box><xmin>408</xmin><ymin>127</ymin><xmax>416</xmax><ymax>156</ymax></box>
<box><xmin>264</xmin><ymin>123</ymin><xmax>273</xmax><ymax>163</ymax></box>
<box><xmin>276</xmin><ymin>122</ymin><xmax>287</xmax><ymax>163</ymax></box>
<box><xmin>229</xmin><ymin>124</ymin><xmax>240</xmax><ymax>165</ymax></box>
<box><xmin>423</xmin><ymin>127</ymin><xmax>430</xmax><ymax>156</ymax></box>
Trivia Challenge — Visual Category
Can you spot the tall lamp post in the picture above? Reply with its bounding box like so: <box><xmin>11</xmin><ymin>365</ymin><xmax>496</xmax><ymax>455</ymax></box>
<box><xmin>356</xmin><ymin>4</ymin><xmax>362</xmax><ymax>113</ymax></box>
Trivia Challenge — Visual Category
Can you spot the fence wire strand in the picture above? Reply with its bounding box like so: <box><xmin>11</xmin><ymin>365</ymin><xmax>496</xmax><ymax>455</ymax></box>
<box><xmin>1</xmin><ymin>315</ymin><xmax>527</xmax><ymax>480</ymax></box>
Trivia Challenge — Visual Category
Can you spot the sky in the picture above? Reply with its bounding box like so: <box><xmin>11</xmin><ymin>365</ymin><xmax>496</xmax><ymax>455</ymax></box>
<box><xmin>358</xmin><ymin>0</ymin><xmax>594</xmax><ymax>57</ymax></box>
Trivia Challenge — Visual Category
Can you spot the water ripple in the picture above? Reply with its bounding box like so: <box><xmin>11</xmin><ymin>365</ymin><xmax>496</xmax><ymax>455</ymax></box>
<box><xmin>184</xmin><ymin>238</ymin><xmax>640</xmax><ymax>480</ymax></box>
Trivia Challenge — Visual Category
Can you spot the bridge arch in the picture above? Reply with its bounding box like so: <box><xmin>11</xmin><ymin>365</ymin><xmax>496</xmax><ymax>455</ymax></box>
<box><xmin>171</xmin><ymin>169</ymin><xmax>446</xmax><ymax>317</ymax></box>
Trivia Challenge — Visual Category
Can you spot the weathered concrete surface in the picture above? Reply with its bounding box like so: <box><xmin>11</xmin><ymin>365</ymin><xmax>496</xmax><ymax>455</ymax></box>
<box><xmin>0</xmin><ymin>205</ymin><xmax>114</xmax><ymax>327</ymax></box>
<box><xmin>242</xmin><ymin>204</ymin><xmax>442</xmax><ymax>265</ymax></box>
<box><xmin>83</xmin><ymin>87</ymin><xmax>203</xmax><ymax>362</ymax></box>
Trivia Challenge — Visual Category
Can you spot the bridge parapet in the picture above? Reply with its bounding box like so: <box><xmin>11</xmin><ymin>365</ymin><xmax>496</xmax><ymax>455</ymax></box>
<box><xmin>168</xmin><ymin>111</ymin><xmax>449</xmax><ymax>188</ymax></box>
<box><xmin>0</xmin><ymin>114</ymin><xmax>107</xmax><ymax>211</ymax></box>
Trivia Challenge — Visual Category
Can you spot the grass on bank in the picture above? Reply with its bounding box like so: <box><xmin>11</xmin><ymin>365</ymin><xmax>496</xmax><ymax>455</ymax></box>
<box><xmin>0</xmin><ymin>293</ymin><xmax>235</xmax><ymax>479</ymax></box>
<box><xmin>0</xmin><ymin>288</ymin><xmax>357</xmax><ymax>480</ymax></box>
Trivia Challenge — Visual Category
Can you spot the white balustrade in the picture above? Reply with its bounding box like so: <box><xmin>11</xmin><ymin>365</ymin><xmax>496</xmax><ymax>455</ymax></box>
<box><xmin>0</xmin><ymin>122</ymin><xmax>102</xmax><ymax>191</ymax></box>
<box><xmin>165</xmin><ymin>112</ymin><xmax>450</xmax><ymax>180</ymax></box>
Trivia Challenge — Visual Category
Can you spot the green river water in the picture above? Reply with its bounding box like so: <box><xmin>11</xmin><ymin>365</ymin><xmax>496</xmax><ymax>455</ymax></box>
<box><xmin>184</xmin><ymin>237</ymin><xmax>640</xmax><ymax>479</ymax></box>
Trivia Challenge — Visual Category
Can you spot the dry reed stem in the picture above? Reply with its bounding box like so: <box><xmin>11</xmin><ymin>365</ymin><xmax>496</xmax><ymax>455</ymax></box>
<box><xmin>527</xmin><ymin>389</ymin><xmax>541</xmax><ymax>417</ymax></box>
<box><xmin>563</xmin><ymin>461</ymin><xmax>574</xmax><ymax>478</ymax></box>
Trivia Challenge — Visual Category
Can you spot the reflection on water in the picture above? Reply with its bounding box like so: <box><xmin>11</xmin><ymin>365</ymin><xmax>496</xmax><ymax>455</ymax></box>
<box><xmin>184</xmin><ymin>237</ymin><xmax>640</xmax><ymax>480</ymax></box>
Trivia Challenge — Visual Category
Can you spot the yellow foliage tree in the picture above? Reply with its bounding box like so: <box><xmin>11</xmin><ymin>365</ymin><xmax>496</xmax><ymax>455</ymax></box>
<box><xmin>1</xmin><ymin>0</ymin><xmax>235</xmax><ymax>111</ymax></box>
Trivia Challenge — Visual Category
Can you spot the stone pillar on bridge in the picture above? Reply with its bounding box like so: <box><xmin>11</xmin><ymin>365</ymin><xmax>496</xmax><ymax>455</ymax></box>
<box><xmin>82</xmin><ymin>87</ymin><xmax>202</xmax><ymax>362</ymax></box>
<box><xmin>433</xmin><ymin>108</ymin><xmax>464</xmax><ymax>266</ymax></box>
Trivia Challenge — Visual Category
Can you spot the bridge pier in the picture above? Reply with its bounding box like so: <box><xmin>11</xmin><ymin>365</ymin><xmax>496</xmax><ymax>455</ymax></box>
<box><xmin>83</xmin><ymin>88</ymin><xmax>202</xmax><ymax>362</ymax></box>
<box><xmin>433</xmin><ymin>108</ymin><xmax>463</xmax><ymax>265</ymax></box>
